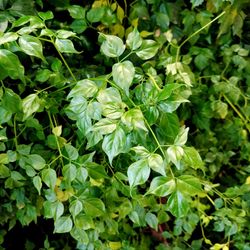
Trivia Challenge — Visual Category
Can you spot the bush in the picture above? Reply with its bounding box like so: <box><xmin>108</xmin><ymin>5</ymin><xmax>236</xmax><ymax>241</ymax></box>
<box><xmin>0</xmin><ymin>0</ymin><xmax>249</xmax><ymax>249</ymax></box>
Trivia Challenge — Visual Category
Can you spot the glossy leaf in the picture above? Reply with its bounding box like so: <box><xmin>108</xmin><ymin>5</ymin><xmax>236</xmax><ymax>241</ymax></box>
<box><xmin>167</xmin><ymin>145</ymin><xmax>184</xmax><ymax>169</ymax></box>
<box><xmin>22</xmin><ymin>94</ymin><xmax>41</xmax><ymax>120</ymax></box>
<box><xmin>112</xmin><ymin>61</ymin><xmax>135</xmax><ymax>95</ymax></box>
<box><xmin>145</xmin><ymin>212</ymin><xmax>158</xmax><ymax>231</ymax></box>
<box><xmin>183</xmin><ymin>147</ymin><xmax>205</xmax><ymax>171</ymax></box>
<box><xmin>0</xmin><ymin>32</ymin><xmax>18</xmax><ymax>45</ymax></box>
<box><xmin>126</xmin><ymin>28</ymin><xmax>142</xmax><ymax>50</ymax></box>
<box><xmin>69</xmin><ymin>200</ymin><xmax>83</xmax><ymax>218</ymax></box>
<box><xmin>55</xmin><ymin>38</ymin><xmax>79</xmax><ymax>53</ymax></box>
<box><xmin>167</xmin><ymin>191</ymin><xmax>189</xmax><ymax>217</ymax></box>
<box><xmin>62</xmin><ymin>164</ymin><xmax>77</xmax><ymax>182</ymax></box>
<box><xmin>19</xmin><ymin>35</ymin><xmax>45</xmax><ymax>61</ymax></box>
<box><xmin>100</xmin><ymin>34</ymin><xmax>125</xmax><ymax>57</ymax></box>
<box><xmin>148</xmin><ymin>153</ymin><xmax>165</xmax><ymax>176</ymax></box>
<box><xmin>127</xmin><ymin>158</ymin><xmax>150</xmax><ymax>187</ymax></box>
<box><xmin>177</xmin><ymin>175</ymin><xmax>203</xmax><ymax>196</ymax></box>
<box><xmin>41</xmin><ymin>168</ymin><xmax>57</xmax><ymax>189</ymax></box>
<box><xmin>54</xmin><ymin>216</ymin><xmax>73</xmax><ymax>233</ymax></box>
<box><xmin>136</xmin><ymin>40</ymin><xmax>159</xmax><ymax>60</ymax></box>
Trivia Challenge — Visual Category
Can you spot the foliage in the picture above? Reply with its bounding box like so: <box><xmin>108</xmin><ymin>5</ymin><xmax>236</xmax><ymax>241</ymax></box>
<box><xmin>0</xmin><ymin>0</ymin><xmax>249</xmax><ymax>249</ymax></box>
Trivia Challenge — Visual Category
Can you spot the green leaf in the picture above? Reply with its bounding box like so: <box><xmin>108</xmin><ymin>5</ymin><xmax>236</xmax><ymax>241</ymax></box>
<box><xmin>97</xmin><ymin>87</ymin><xmax>122</xmax><ymax>104</ymax></box>
<box><xmin>33</xmin><ymin>176</ymin><xmax>42</xmax><ymax>195</ymax></box>
<box><xmin>102</xmin><ymin>126</ymin><xmax>127</xmax><ymax>164</ymax></box>
<box><xmin>64</xmin><ymin>144</ymin><xmax>79</xmax><ymax>160</ymax></box>
<box><xmin>67</xmin><ymin>79</ymin><xmax>98</xmax><ymax>99</ymax></box>
<box><xmin>2</xmin><ymin>88</ymin><xmax>22</xmax><ymax>113</ymax></box>
<box><xmin>27</xmin><ymin>154</ymin><xmax>46</xmax><ymax>170</ymax></box>
<box><xmin>112</xmin><ymin>61</ymin><xmax>135</xmax><ymax>95</ymax></box>
<box><xmin>147</xmin><ymin>176</ymin><xmax>175</xmax><ymax>196</ymax></box>
<box><xmin>55</xmin><ymin>38</ymin><xmax>79</xmax><ymax>53</ymax></box>
<box><xmin>69</xmin><ymin>200</ymin><xmax>83</xmax><ymax>218</ymax></box>
<box><xmin>76</xmin><ymin>167</ymin><xmax>88</xmax><ymax>182</ymax></box>
<box><xmin>22</xmin><ymin>94</ymin><xmax>41</xmax><ymax>120</ymax></box>
<box><xmin>167</xmin><ymin>146</ymin><xmax>184</xmax><ymax>169</ymax></box>
<box><xmin>38</xmin><ymin>11</ymin><xmax>54</xmax><ymax>20</ymax></box>
<box><xmin>126</xmin><ymin>28</ymin><xmax>142</xmax><ymax>50</ymax></box>
<box><xmin>44</xmin><ymin>201</ymin><xmax>64</xmax><ymax>220</ymax></box>
<box><xmin>62</xmin><ymin>164</ymin><xmax>77</xmax><ymax>182</ymax></box>
<box><xmin>85</xmin><ymin>162</ymin><xmax>108</xmax><ymax>179</ymax></box>
<box><xmin>177</xmin><ymin>175</ymin><xmax>203</xmax><ymax>196</ymax></box>
<box><xmin>83</xmin><ymin>198</ymin><xmax>105</xmax><ymax>218</ymax></box>
<box><xmin>174</xmin><ymin>127</ymin><xmax>189</xmax><ymax>146</ymax></box>
<box><xmin>19</xmin><ymin>35</ymin><xmax>45</xmax><ymax>61</ymax></box>
<box><xmin>190</xmin><ymin>0</ymin><xmax>204</xmax><ymax>8</ymax></box>
<box><xmin>70</xmin><ymin>227</ymin><xmax>89</xmax><ymax>244</ymax></box>
<box><xmin>145</xmin><ymin>212</ymin><xmax>158</xmax><ymax>231</ymax></box>
<box><xmin>41</xmin><ymin>168</ymin><xmax>57</xmax><ymax>189</ymax></box>
<box><xmin>0</xmin><ymin>32</ymin><xmax>18</xmax><ymax>45</ymax></box>
<box><xmin>148</xmin><ymin>153</ymin><xmax>165</xmax><ymax>176</ymax></box>
<box><xmin>91</xmin><ymin>118</ymin><xmax>117</xmax><ymax>135</ymax></box>
<box><xmin>54</xmin><ymin>216</ymin><xmax>73</xmax><ymax>233</ymax></box>
<box><xmin>102</xmin><ymin>102</ymin><xmax>124</xmax><ymax>119</ymax></box>
<box><xmin>121</xmin><ymin>109</ymin><xmax>148</xmax><ymax>131</ymax></box>
<box><xmin>75</xmin><ymin>214</ymin><xmax>94</xmax><ymax>230</ymax></box>
<box><xmin>0</xmin><ymin>49</ymin><xmax>25</xmax><ymax>82</ymax></box>
<box><xmin>127</xmin><ymin>158</ymin><xmax>150</xmax><ymax>187</ymax></box>
<box><xmin>0</xmin><ymin>164</ymin><xmax>11</xmax><ymax>178</ymax></box>
<box><xmin>56</xmin><ymin>30</ymin><xmax>76</xmax><ymax>39</ymax></box>
<box><xmin>167</xmin><ymin>191</ymin><xmax>189</xmax><ymax>217</ymax></box>
<box><xmin>183</xmin><ymin>147</ymin><xmax>205</xmax><ymax>171</ymax></box>
<box><xmin>70</xmin><ymin>19</ymin><xmax>88</xmax><ymax>33</ymax></box>
<box><xmin>136</xmin><ymin>40</ymin><xmax>159</xmax><ymax>60</ymax></box>
<box><xmin>100</xmin><ymin>34</ymin><xmax>125</xmax><ymax>57</ymax></box>
<box><xmin>68</xmin><ymin>5</ymin><xmax>86</xmax><ymax>19</ymax></box>
<box><xmin>157</xmin><ymin>84</ymin><xmax>181</xmax><ymax>101</ymax></box>
<box><xmin>131</xmin><ymin>146</ymin><xmax>150</xmax><ymax>158</ymax></box>
<box><xmin>87</xmin><ymin>6</ymin><xmax>105</xmax><ymax>23</ymax></box>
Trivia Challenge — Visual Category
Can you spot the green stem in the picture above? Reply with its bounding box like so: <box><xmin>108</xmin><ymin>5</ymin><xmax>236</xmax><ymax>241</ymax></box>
<box><xmin>147</xmin><ymin>73</ymin><xmax>161</xmax><ymax>91</ymax></box>
<box><xmin>176</xmin><ymin>11</ymin><xmax>225</xmax><ymax>63</ymax></box>
<box><xmin>13</xmin><ymin>115</ymin><xmax>18</xmax><ymax>149</ymax></box>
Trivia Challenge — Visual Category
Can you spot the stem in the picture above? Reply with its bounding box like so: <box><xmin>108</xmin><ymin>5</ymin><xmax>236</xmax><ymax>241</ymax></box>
<box><xmin>13</xmin><ymin>115</ymin><xmax>18</xmax><ymax>149</ymax></box>
<box><xmin>147</xmin><ymin>73</ymin><xmax>161</xmax><ymax>91</ymax></box>
<box><xmin>175</xmin><ymin>11</ymin><xmax>225</xmax><ymax>62</ymax></box>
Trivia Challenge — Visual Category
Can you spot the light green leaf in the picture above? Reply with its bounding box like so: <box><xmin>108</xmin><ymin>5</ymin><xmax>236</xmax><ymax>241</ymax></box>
<box><xmin>64</xmin><ymin>144</ymin><xmax>79</xmax><ymax>160</ymax></box>
<box><xmin>136</xmin><ymin>40</ymin><xmax>159</xmax><ymax>60</ymax></box>
<box><xmin>112</xmin><ymin>61</ymin><xmax>135</xmax><ymax>95</ymax></box>
<box><xmin>55</xmin><ymin>38</ymin><xmax>79</xmax><ymax>53</ymax></box>
<box><xmin>87</xmin><ymin>102</ymin><xmax>102</xmax><ymax>120</ymax></box>
<box><xmin>54</xmin><ymin>216</ymin><xmax>73</xmax><ymax>233</ymax></box>
<box><xmin>177</xmin><ymin>175</ymin><xmax>203</xmax><ymax>196</ymax></box>
<box><xmin>33</xmin><ymin>176</ymin><xmax>42</xmax><ymax>195</ymax></box>
<box><xmin>41</xmin><ymin>168</ymin><xmax>57</xmax><ymax>189</ymax></box>
<box><xmin>183</xmin><ymin>147</ymin><xmax>205</xmax><ymax>171</ymax></box>
<box><xmin>2</xmin><ymin>88</ymin><xmax>22</xmax><ymax>113</ymax></box>
<box><xmin>167</xmin><ymin>190</ymin><xmax>189</xmax><ymax>217</ymax></box>
<box><xmin>167</xmin><ymin>145</ymin><xmax>184</xmax><ymax>169</ymax></box>
<box><xmin>102</xmin><ymin>126</ymin><xmax>127</xmax><ymax>164</ymax></box>
<box><xmin>67</xmin><ymin>79</ymin><xmax>98</xmax><ymax>99</ymax></box>
<box><xmin>56</xmin><ymin>30</ymin><xmax>76</xmax><ymax>39</ymax></box>
<box><xmin>100</xmin><ymin>34</ymin><xmax>125</xmax><ymax>57</ymax></box>
<box><xmin>148</xmin><ymin>153</ymin><xmax>165</xmax><ymax>176</ymax></box>
<box><xmin>38</xmin><ymin>11</ymin><xmax>54</xmax><ymax>20</ymax></box>
<box><xmin>0</xmin><ymin>32</ymin><xmax>18</xmax><ymax>45</ymax></box>
<box><xmin>131</xmin><ymin>146</ymin><xmax>150</xmax><ymax>158</ymax></box>
<box><xmin>174</xmin><ymin>126</ymin><xmax>189</xmax><ymax>146</ymax></box>
<box><xmin>87</xmin><ymin>6</ymin><xmax>105</xmax><ymax>23</ymax></box>
<box><xmin>70</xmin><ymin>227</ymin><xmax>89</xmax><ymax>244</ymax></box>
<box><xmin>27</xmin><ymin>154</ymin><xmax>46</xmax><ymax>170</ymax></box>
<box><xmin>190</xmin><ymin>0</ymin><xmax>204</xmax><ymax>8</ymax></box>
<box><xmin>75</xmin><ymin>214</ymin><xmax>94</xmax><ymax>230</ymax></box>
<box><xmin>102</xmin><ymin>102</ymin><xmax>124</xmax><ymax>119</ymax></box>
<box><xmin>97</xmin><ymin>87</ymin><xmax>122</xmax><ymax>104</ymax></box>
<box><xmin>19</xmin><ymin>35</ymin><xmax>45</xmax><ymax>61</ymax></box>
<box><xmin>69</xmin><ymin>200</ymin><xmax>83</xmax><ymax>218</ymax></box>
<box><xmin>147</xmin><ymin>176</ymin><xmax>175</xmax><ymax>197</ymax></box>
<box><xmin>68</xmin><ymin>5</ymin><xmax>86</xmax><ymax>19</ymax></box>
<box><xmin>91</xmin><ymin>118</ymin><xmax>117</xmax><ymax>135</ymax></box>
<box><xmin>44</xmin><ymin>201</ymin><xmax>64</xmax><ymax>220</ymax></box>
<box><xmin>0</xmin><ymin>164</ymin><xmax>11</xmax><ymax>178</ymax></box>
<box><xmin>0</xmin><ymin>49</ymin><xmax>25</xmax><ymax>82</ymax></box>
<box><xmin>127</xmin><ymin>158</ymin><xmax>150</xmax><ymax>187</ymax></box>
<box><xmin>145</xmin><ymin>212</ymin><xmax>158</xmax><ymax>231</ymax></box>
<box><xmin>126</xmin><ymin>28</ymin><xmax>142</xmax><ymax>50</ymax></box>
<box><xmin>76</xmin><ymin>167</ymin><xmax>88</xmax><ymax>182</ymax></box>
<box><xmin>121</xmin><ymin>109</ymin><xmax>148</xmax><ymax>131</ymax></box>
<box><xmin>22</xmin><ymin>94</ymin><xmax>41</xmax><ymax>120</ymax></box>
<box><xmin>83</xmin><ymin>198</ymin><xmax>105</xmax><ymax>217</ymax></box>
<box><xmin>62</xmin><ymin>164</ymin><xmax>77</xmax><ymax>182</ymax></box>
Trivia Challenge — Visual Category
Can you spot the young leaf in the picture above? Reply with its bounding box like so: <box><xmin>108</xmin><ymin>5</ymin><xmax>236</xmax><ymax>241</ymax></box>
<box><xmin>100</xmin><ymin>34</ymin><xmax>125</xmax><ymax>57</ymax></box>
<box><xmin>41</xmin><ymin>168</ymin><xmax>57</xmax><ymax>189</ymax></box>
<box><xmin>147</xmin><ymin>176</ymin><xmax>175</xmax><ymax>197</ymax></box>
<box><xmin>131</xmin><ymin>146</ymin><xmax>150</xmax><ymax>158</ymax></box>
<box><xmin>0</xmin><ymin>49</ymin><xmax>25</xmax><ymax>82</ymax></box>
<box><xmin>102</xmin><ymin>126</ymin><xmax>127</xmax><ymax>164</ymax></box>
<box><xmin>69</xmin><ymin>200</ymin><xmax>83</xmax><ymax>218</ymax></box>
<box><xmin>167</xmin><ymin>145</ymin><xmax>184</xmax><ymax>169</ymax></box>
<box><xmin>70</xmin><ymin>227</ymin><xmax>89</xmax><ymax>244</ymax></box>
<box><xmin>22</xmin><ymin>94</ymin><xmax>41</xmax><ymax>120</ymax></box>
<box><xmin>167</xmin><ymin>190</ymin><xmax>189</xmax><ymax>217</ymax></box>
<box><xmin>112</xmin><ymin>61</ymin><xmax>135</xmax><ymax>95</ymax></box>
<box><xmin>136</xmin><ymin>40</ymin><xmax>159</xmax><ymax>60</ymax></box>
<box><xmin>19</xmin><ymin>35</ymin><xmax>45</xmax><ymax>61</ymax></box>
<box><xmin>148</xmin><ymin>153</ymin><xmax>165</xmax><ymax>176</ymax></box>
<box><xmin>174</xmin><ymin>126</ymin><xmax>189</xmax><ymax>146</ymax></box>
<box><xmin>126</xmin><ymin>28</ymin><xmax>142</xmax><ymax>50</ymax></box>
<box><xmin>54</xmin><ymin>216</ymin><xmax>73</xmax><ymax>233</ymax></box>
<box><xmin>32</xmin><ymin>176</ymin><xmax>42</xmax><ymax>195</ymax></box>
<box><xmin>127</xmin><ymin>158</ymin><xmax>150</xmax><ymax>187</ymax></box>
<box><xmin>67</xmin><ymin>79</ymin><xmax>98</xmax><ymax>99</ymax></box>
<box><xmin>55</xmin><ymin>38</ymin><xmax>79</xmax><ymax>53</ymax></box>
<box><xmin>0</xmin><ymin>32</ymin><xmax>18</xmax><ymax>45</ymax></box>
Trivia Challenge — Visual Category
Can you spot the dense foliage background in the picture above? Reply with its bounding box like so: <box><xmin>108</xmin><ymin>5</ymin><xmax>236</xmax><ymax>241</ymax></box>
<box><xmin>0</xmin><ymin>0</ymin><xmax>250</xmax><ymax>249</ymax></box>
